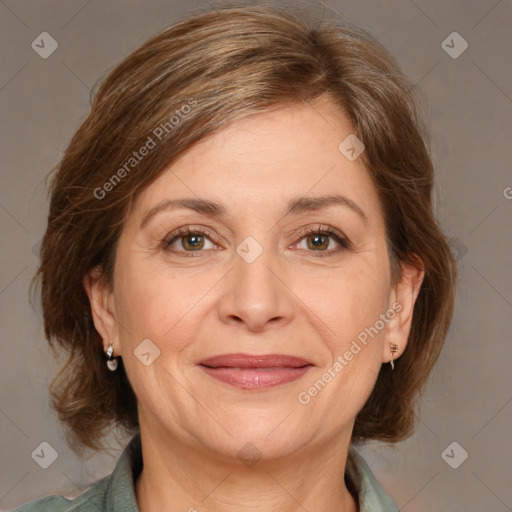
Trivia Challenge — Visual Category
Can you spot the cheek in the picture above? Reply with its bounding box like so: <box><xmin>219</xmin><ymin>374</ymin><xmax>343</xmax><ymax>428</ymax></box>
<box><xmin>296</xmin><ymin>267</ymin><xmax>389</xmax><ymax>416</ymax></box>
<box><xmin>113</xmin><ymin>257</ymin><xmax>217</xmax><ymax>353</ymax></box>
<box><xmin>296</xmin><ymin>255</ymin><xmax>390</xmax><ymax>351</ymax></box>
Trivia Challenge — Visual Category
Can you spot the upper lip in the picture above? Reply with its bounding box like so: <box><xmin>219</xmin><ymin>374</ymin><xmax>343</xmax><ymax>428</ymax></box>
<box><xmin>199</xmin><ymin>353</ymin><xmax>313</xmax><ymax>368</ymax></box>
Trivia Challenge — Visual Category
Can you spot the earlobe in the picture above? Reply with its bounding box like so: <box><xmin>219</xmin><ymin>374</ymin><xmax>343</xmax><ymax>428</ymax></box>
<box><xmin>82</xmin><ymin>266</ymin><xmax>118</xmax><ymax>353</ymax></box>
<box><xmin>383</xmin><ymin>256</ymin><xmax>425</xmax><ymax>365</ymax></box>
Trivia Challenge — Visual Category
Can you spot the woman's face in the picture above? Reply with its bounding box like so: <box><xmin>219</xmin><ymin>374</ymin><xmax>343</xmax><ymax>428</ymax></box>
<box><xmin>87</xmin><ymin>98</ymin><xmax>421</xmax><ymax>460</ymax></box>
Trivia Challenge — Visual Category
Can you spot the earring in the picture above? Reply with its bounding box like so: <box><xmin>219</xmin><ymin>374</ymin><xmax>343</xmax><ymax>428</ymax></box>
<box><xmin>389</xmin><ymin>343</ymin><xmax>399</xmax><ymax>370</ymax></box>
<box><xmin>106</xmin><ymin>342</ymin><xmax>118</xmax><ymax>371</ymax></box>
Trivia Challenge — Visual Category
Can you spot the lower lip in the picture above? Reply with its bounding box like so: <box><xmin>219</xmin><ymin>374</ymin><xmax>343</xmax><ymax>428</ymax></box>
<box><xmin>199</xmin><ymin>365</ymin><xmax>312</xmax><ymax>390</ymax></box>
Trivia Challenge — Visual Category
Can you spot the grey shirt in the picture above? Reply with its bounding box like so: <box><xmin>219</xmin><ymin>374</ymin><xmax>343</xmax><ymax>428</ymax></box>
<box><xmin>12</xmin><ymin>435</ymin><xmax>399</xmax><ymax>511</ymax></box>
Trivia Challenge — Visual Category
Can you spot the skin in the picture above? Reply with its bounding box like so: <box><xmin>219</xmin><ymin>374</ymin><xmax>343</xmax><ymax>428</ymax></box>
<box><xmin>84</xmin><ymin>97</ymin><xmax>424</xmax><ymax>512</ymax></box>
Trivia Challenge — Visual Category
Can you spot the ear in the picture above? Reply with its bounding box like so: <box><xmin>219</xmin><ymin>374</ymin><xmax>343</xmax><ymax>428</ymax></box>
<box><xmin>83</xmin><ymin>265</ymin><xmax>119</xmax><ymax>355</ymax></box>
<box><xmin>383</xmin><ymin>255</ymin><xmax>425</xmax><ymax>364</ymax></box>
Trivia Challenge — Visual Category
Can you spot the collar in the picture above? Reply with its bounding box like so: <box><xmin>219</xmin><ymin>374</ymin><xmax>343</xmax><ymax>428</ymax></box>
<box><xmin>346</xmin><ymin>444</ymin><xmax>399</xmax><ymax>511</ymax></box>
<box><xmin>106</xmin><ymin>435</ymin><xmax>398</xmax><ymax>512</ymax></box>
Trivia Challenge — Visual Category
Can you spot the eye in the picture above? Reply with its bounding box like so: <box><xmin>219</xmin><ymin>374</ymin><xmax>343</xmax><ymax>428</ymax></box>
<box><xmin>161</xmin><ymin>224</ymin><xmax>350</xmax><ymax>257</ymax></box>
<box><xmin>293</xmin><ymin>225</ymin><xmax>350</xmax><ymax>256</ymax></box>
<box><xmin>162</xmin><ymin>226</ymin><xmax>220</xmax><ymax>255</ymax></box>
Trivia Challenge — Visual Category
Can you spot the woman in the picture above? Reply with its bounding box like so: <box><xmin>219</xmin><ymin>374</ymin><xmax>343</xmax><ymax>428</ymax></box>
<box><xmin>16</xmin><ymin>4</ymin><xmax>457</xmax><ymax>511</ymax></box>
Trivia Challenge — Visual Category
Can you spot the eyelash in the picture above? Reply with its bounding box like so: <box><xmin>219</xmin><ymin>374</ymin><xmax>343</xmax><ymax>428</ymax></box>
<box><xmin>161</xmin><ymin>224</ymin><xmax>350</xmax><ymax>258</ymax></box>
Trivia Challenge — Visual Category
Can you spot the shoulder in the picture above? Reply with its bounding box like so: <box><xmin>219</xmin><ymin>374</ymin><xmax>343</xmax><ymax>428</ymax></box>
<box><xmin>10</xmin><ymin>435</ymin><xmax>142</xmax><ymax>512</ymax></box>
<box><xmin>11</xmin><ymin>495</ymin><xmax>70</xmax><ymax>512</ymax></box>
<box><xmin>10</xmin><ymin>476</ymin><xmax>111</xmax><ymax>512</ymax></box>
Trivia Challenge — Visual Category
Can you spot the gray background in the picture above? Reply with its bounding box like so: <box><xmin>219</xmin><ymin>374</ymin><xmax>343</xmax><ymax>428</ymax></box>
<box><xmin>1</xmin><ymin>0</ymin><xmax>511</xmax><ymax>510</ymax></box>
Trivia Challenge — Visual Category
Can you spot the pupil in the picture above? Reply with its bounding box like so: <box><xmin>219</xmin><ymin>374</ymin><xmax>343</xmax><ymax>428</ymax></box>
<box><xmin>309</xmin><ymin>234</ymin><xmax>327</xmax><ymax>250</ymax></box>
<box><xmin>184</xmin><ymin>235</ymin><xmax>203</xmax><ymax>249</ymax></box>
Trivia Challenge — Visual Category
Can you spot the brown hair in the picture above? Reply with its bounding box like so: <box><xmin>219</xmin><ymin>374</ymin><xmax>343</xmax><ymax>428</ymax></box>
<box><xmin>31</xmin><ymin>3</ymin><xmax>457</xmax><ymax>453</ymax></box>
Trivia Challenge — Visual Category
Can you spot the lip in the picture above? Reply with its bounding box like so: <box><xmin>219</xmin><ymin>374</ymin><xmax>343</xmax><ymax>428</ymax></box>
<box><xmin>198</xmin><ymin>353</ymin><xmax>313</xmax><ymax>390</ymax></box>
<box><xmin>200</xmin><ymin>353</ymin><xmax>312</xmax><ymax>368</ymax></box>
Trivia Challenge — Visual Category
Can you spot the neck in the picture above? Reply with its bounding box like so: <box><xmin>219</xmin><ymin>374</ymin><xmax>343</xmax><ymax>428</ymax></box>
<box><xmin>134</xmin><ymin>422</ymin><xmax>358</xmax><ymax>512</ymax></box>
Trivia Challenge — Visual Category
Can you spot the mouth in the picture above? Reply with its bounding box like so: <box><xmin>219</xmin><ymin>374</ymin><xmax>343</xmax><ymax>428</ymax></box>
<box><xmin>198</xmin><ymin>353</ymin><xmax>314</xmax><ymax>390</ymax></box>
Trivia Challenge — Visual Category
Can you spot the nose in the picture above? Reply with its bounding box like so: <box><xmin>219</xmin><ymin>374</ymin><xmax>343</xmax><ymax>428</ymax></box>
<box><xmin>217</xmin><ymin>241</ymin><xmax>295</xmax><ymax>333</ymax></box>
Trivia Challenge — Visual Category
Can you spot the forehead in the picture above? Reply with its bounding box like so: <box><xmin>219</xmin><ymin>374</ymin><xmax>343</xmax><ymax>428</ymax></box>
<box><xmin>132</xmin><ymin>100</ymin><xmax>381</xmax><ymax>225</ymax></box>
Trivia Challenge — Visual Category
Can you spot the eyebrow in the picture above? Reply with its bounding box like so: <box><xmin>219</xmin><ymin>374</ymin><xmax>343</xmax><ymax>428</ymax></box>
<box><xmin>140</xmin><ymin>194</ymin><xmax>368</xmax><ymax>229</ymax></box>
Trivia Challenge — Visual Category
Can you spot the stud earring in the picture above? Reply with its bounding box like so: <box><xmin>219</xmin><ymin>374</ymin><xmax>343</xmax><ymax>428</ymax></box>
<box><xmin>106</xmin><ymin>342</ymin><xmax>118</xmax><ymax>371</ymax></box>
<box><xmin>389</xmin><ymin>343</ymin><xmax>399</xmax><ymax>370</ymax></box>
